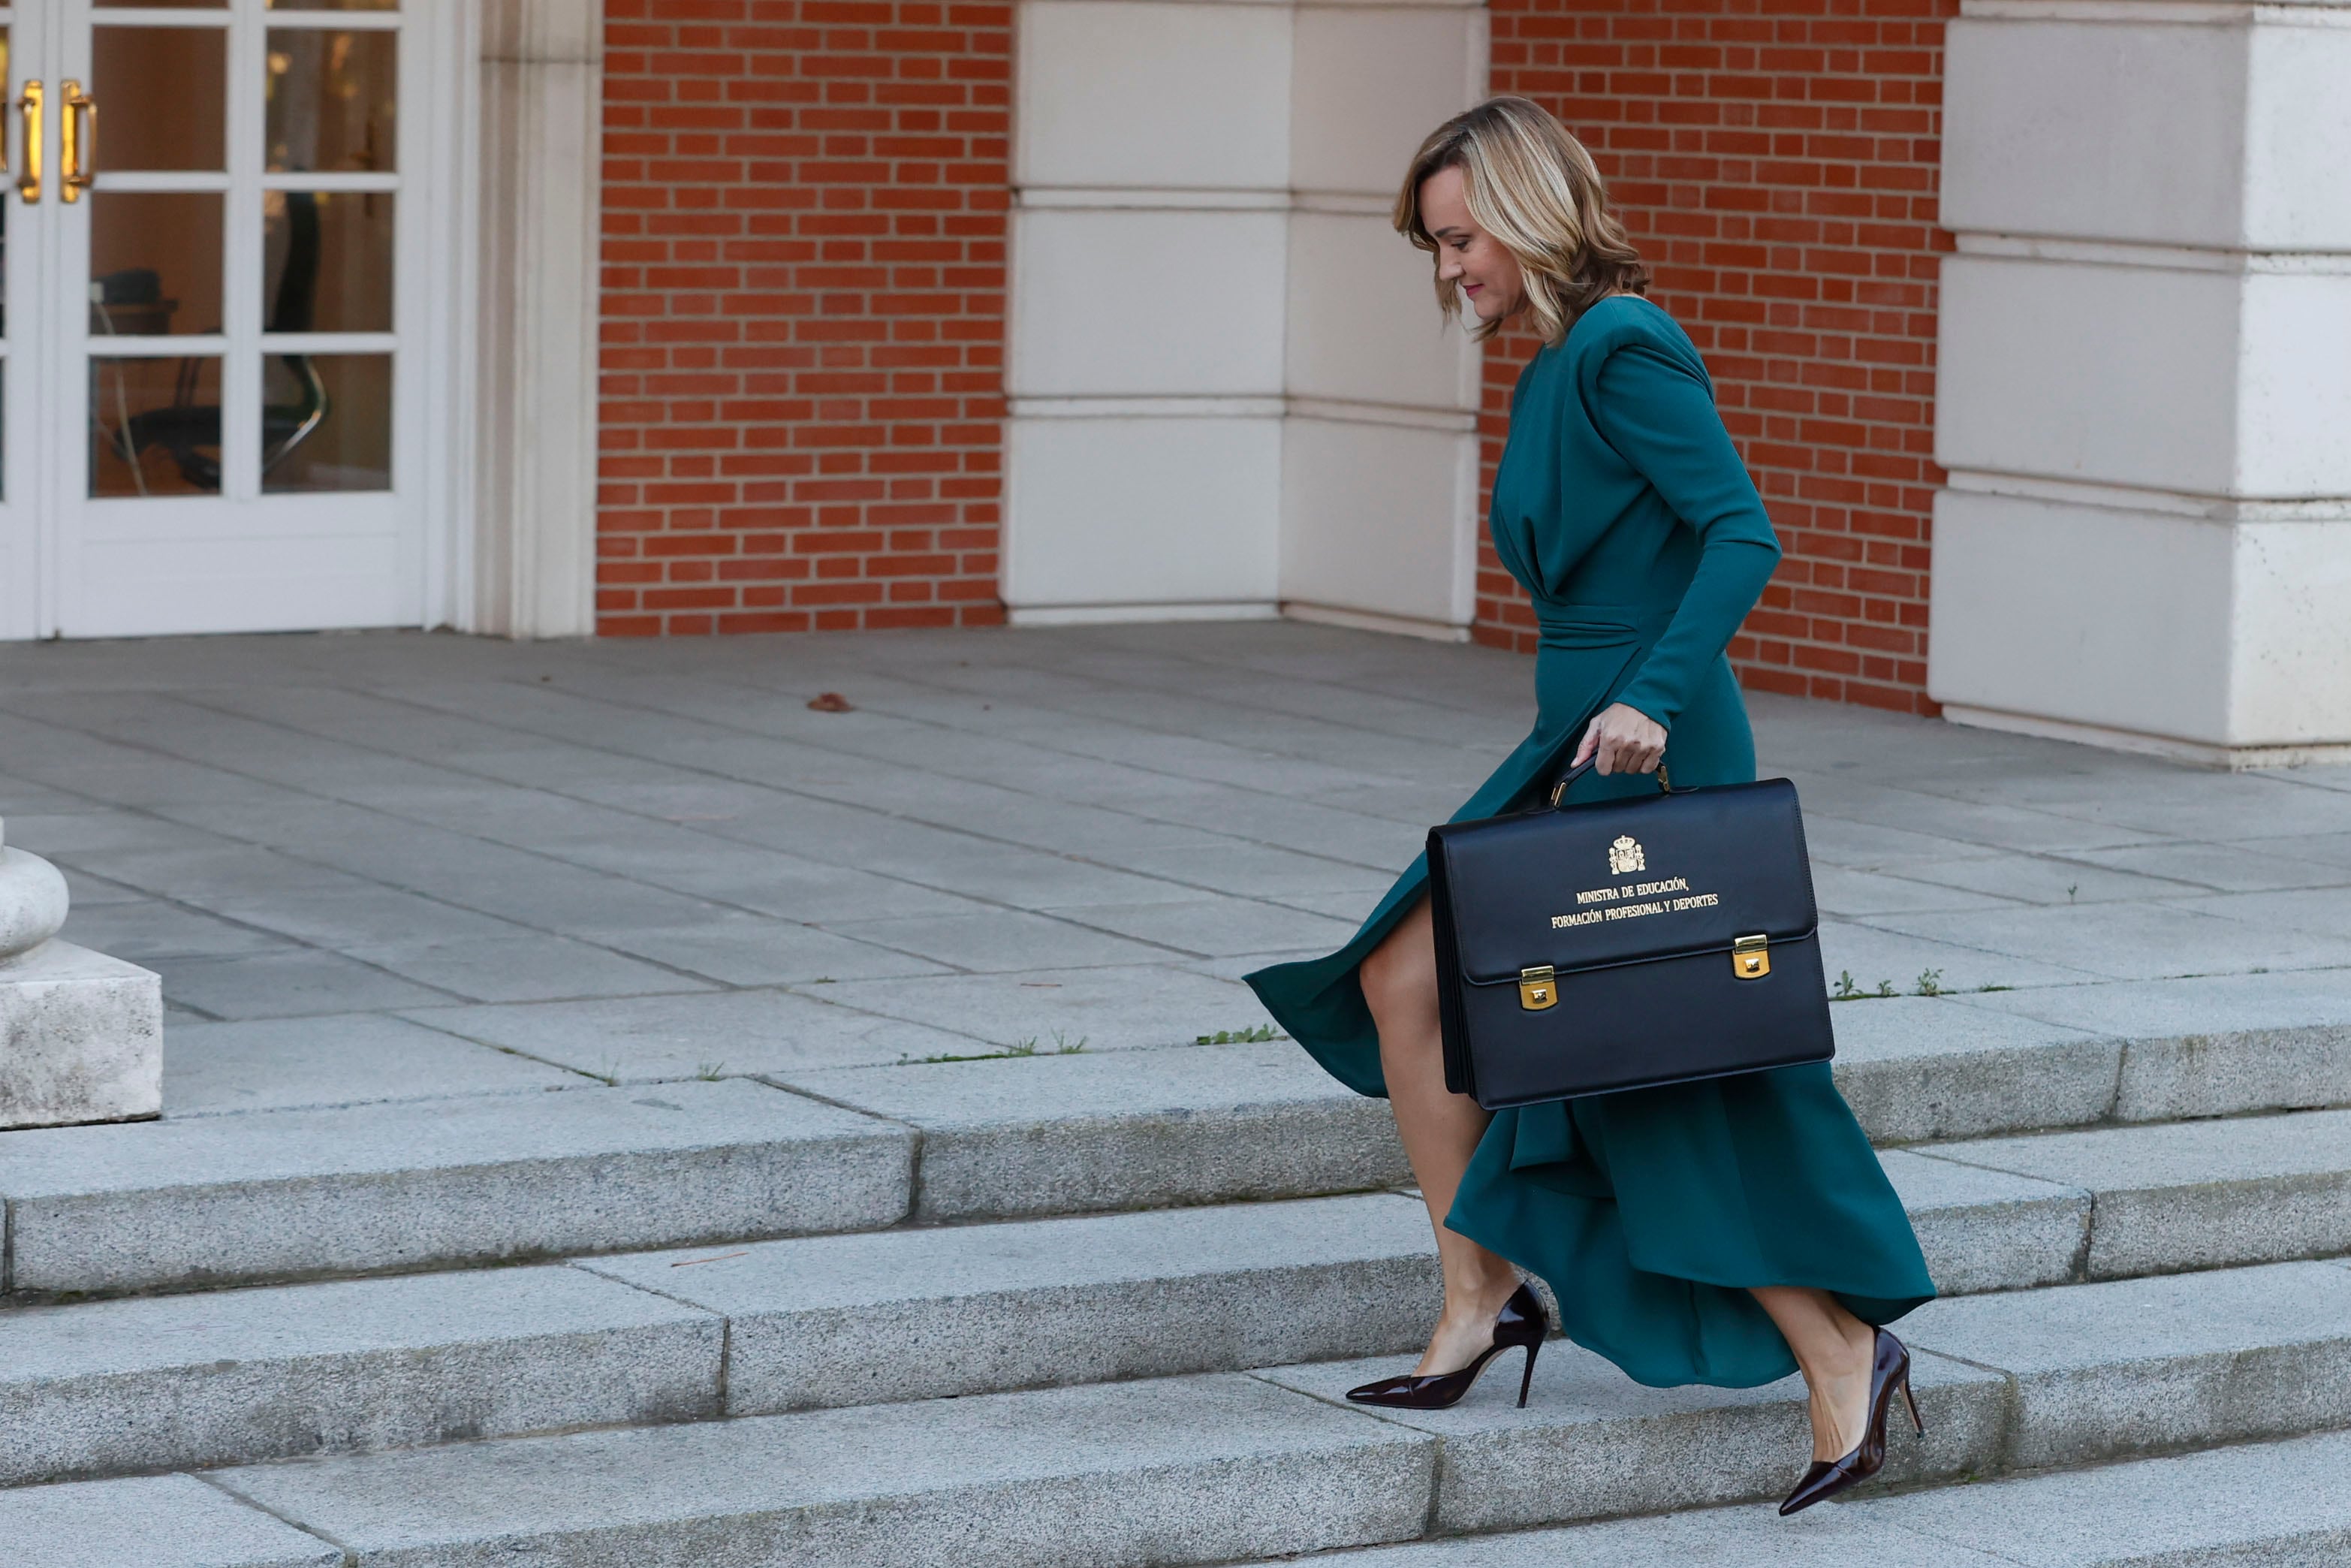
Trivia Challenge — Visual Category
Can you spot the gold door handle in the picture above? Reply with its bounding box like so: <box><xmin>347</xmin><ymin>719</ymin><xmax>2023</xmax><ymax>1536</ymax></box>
<box><xmin>15</xmin><ymin>80</ymin><xmax>41</xmax><ymax>204</ymax></box>
<box><xmin>60</xmin><ymin>80</ymin><xmax>93</xmax><ymax>202</ymax></box>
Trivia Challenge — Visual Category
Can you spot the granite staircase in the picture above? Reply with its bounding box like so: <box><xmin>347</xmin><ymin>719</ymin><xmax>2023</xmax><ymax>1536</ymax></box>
<box><xmin>4</xmin><ymin>978</ymin><xmax>2349</xmax><ymax>1565</ymax></box>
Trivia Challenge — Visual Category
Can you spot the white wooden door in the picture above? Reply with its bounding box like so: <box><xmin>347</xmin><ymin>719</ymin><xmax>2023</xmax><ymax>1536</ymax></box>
<box><xmin>0</xmin><ymin>0</ymin><xmax>441</xmax><ymax>640</ymax></box>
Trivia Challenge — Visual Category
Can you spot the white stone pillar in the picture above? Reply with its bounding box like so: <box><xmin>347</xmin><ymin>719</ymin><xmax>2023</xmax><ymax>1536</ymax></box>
<box><xmin>0</xmin><ymin>821</ymin><xmax>162</xmax><ymax>1130</ymax></box>
<box><xmin>1004</xmin><ymin>0</ymin><xmax>1485</xmax><ymax>638</ymax></box>
<box><xmin>1928</xmin><ymin>0</ymin><xmax>2351</xmax><ymax>767</ymax></box>
<box><xmin>469</xmin><ymin>0</ymin><xmax>604</xmax><ymax>638</ymax></box>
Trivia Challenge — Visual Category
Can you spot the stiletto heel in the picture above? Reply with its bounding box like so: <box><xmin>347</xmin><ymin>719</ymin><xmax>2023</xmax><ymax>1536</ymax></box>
<box><xmin>1777</xmin><ymin>1328</ymin><xmax>1918</xmax><ymax>1517</ymax></box>
<box><xmin>1347</xmin><ymin>1282</ymin><xmax>1548</xmax><ymax>1412</ymax></box>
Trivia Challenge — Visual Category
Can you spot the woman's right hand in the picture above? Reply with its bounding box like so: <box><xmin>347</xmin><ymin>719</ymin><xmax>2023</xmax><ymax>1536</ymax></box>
<box><xmin>1572</xmin><ymin>702</ymin><xmax>1668</xmax><ymax>776</ymax></box>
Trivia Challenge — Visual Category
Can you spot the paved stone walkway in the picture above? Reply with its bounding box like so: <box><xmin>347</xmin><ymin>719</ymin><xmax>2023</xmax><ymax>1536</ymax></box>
<box><xmin>2</xmin><ymin>622</ymin><xmax>2346</xmax><ymax>1114</ymax></box>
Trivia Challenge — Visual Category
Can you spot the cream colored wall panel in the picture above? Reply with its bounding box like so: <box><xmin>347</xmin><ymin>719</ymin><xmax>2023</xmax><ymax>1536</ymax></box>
<box><xmin>1942</xmin><ymin>19</ymin><xmax>2248</xmax><ymax>246</ymax></box>
<box><xmin>1290</xmin><ymin>6</ymin><xmax>1482</xmax><ymax>198</ymax></box>
<box><xmin>1285</xmin><ymin>213</ymin><xmax>1480</xmax><ymax>411</ymax></box>
<box><xmin>1005</xmin><ymin>417</ymin><xmax>1283</xmax><ymax>606</ymax></box>
<box><xmin>1016</xmin><ymin>2</ymin><xmax>1292</xmax><ymax>191</ymax></box>
<box><xmin>2244</xmin><ymin>26</ymin><xmax>2351</xmax><ymax>250</ymax></box>
<box><xmin>1927</xmin><ymin>491</ymin><xmax>2236</xmax><ymax>746</ymax></box>
<box><xmin>1011</xmin><ymin>210</ymin><xmax>1289</xmax><ymax>397</ymax></box>
<box><xmin>1936</xmin><ymin>256</ymin><xmax>2241</xmax><ymax>495</ymax></box>
<box><xmin>2238</xmin><ymin>274</ymin><xmax>2351</xmax><ymax>497</ymax></box>
<box><xmin>1279</xmin><ymin>420</ymin><xmax>1476</xmax><ymax>626</ymax></box>
<box><xmin>2231</xmin><ymin>521</ymin><xmax>2351</xmax><ymax>744</ymax></box>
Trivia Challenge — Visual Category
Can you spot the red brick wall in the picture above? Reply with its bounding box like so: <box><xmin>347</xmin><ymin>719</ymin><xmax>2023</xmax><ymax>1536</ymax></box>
<box><xmin>598</xmin><ymin>0</ymin><xmax>1011</xmax><ymax>635</ymax></box>
<box><xmin>1479</xmin><ymin>0</ymin><xmax>1955</xmax><ymax>713</ymax></box>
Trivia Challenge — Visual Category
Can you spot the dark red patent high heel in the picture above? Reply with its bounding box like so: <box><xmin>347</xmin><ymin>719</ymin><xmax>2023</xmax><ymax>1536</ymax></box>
<box><xmin>1777</xmin><ymin>1328</ymin><xmax>1925</xmax><ymax>1516</ymax></box>
<box><xmin>1346</xmin><ymin>1282</ymin><xmax>1548</xmax><ymax>1411</ymax></box>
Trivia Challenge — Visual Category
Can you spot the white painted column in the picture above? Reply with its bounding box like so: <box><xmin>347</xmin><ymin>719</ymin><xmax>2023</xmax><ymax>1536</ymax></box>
<box><xmin>1005</xmin><ymin>0</ymin><xmax>1485</xmax><ymax>636</ymax></box>
<box><xmin>468</xmin><ymin>0</ymin><xmax>604</xmax><ymax>638</ymax></box>
<box><xmin>1928</xmin><ymin>0</ymin><xmax>2351</xmax><ymax>767</ymax></box>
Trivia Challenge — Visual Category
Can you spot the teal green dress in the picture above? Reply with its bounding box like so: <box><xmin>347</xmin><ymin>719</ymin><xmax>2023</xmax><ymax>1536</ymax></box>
<box><xmin>1245</xmin><ymin>296</ymin><xmax>1934</xmax><ymax>1389</ymax></box>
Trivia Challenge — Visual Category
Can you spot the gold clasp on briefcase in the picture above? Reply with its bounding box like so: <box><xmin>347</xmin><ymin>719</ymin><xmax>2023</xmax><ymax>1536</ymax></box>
<box><xmin>1518</xmin><ymin>965</ymin><xmax>1558</xmax><ymax>1010</ymax></box>
<box><xmin>1732</xmin><ymin>933</ymin><xmax>1770</xmax><ymax>979</ymax></box>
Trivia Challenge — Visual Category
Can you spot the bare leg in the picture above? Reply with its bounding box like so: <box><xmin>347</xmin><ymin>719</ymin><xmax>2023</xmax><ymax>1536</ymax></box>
<box><xmin>1750</xmin><ymin>1286</ymin><xmax>1878</xmax><ymax>1461</ymax></box>
<box><xmin>1361</xmin><ymin>895</ymin><xmax>1526</xmax><ymax>1375</ymax></box>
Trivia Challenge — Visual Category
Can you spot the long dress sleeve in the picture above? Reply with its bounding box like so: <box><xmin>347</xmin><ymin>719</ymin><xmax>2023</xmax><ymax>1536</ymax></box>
<box><xmin>1584</xmin><ymin>341</ymin><xmax>1782</xmax><ymax>730</ymax></box>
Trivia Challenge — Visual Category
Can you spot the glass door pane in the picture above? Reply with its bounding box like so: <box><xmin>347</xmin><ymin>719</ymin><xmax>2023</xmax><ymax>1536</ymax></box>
<box><xmin>84</xmin><ymin>13</ymin><xmax>231</xmax><ymax>499</ymax></box>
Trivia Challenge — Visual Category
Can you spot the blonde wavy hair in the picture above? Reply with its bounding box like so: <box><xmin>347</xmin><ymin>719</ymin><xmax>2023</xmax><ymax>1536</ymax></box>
<box><xmin>1394</xmin><ymin>98</ymin><xmax>1650</xmax><ymax>345</ymax></box>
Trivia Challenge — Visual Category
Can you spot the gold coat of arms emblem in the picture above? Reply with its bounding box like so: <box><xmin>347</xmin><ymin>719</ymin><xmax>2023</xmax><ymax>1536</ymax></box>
<box><xmin>1608</xmin><ymin>835</ymin><xmax>1646</xmax><ymax>875</ymax></box>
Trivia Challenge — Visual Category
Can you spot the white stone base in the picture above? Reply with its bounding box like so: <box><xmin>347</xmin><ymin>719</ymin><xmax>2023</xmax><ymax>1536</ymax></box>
<box><xmin>1280</xmin><ymin>601</ymin><xmax>1469</xmax><ymax>643</ymax></box>
<box><xmin>1005</xmin><ymin>602</ymin><xmax>1283</xmax><ymax>627</ymax></box>
<box><xmin>1</xmin><ymin>941</ymin><xmax>164</xmax><ymax>1131</ymax></box>
<box><xmin>1940</xmin><ymin>704</ymin><xmax>2351</xmax><ymax>772</ymax></box>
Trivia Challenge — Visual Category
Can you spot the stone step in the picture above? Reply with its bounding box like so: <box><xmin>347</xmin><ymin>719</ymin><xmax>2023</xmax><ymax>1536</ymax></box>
<box><xmin>2</xmin><ymin>1006</ymin><xmax>2340</xmax><ymax>1301</ymax></box>
<box><xmin>0</xmin><ymin>1265</ymin><xmax>722</xmax><ymax>1489</ymax></box>
<box><xmin>22</xmin><ymin>1259</ymin><xmax>2338</xmax><ymax>1566</ymax></box>
<box><xmin>0</xmin><ymin>1078</ymin><xmax>912</xmax><ymax>1296</ymax></box>
<box><xmin>1291</xmin><ymin>1428</ymin><xmax>2351</xmax><ymax>1566</ymax></box>
<box><xmin>0</xmin><ymin>1194</ymin><xmax>1437</xmax><ymax>1486</ymax></box>
<box><xmin>1268</xmin><ymin>1259</ymin><xmax>2351</xmax><ymax>1536</ymax></box>
<box><xmin>4</xmin><ymin>1107</ymin><xmax>2345</xmax><ymax>1488</ymax></box>
<box><xmin>1910</xmin><ymin>1105</ymin><xmax>2351</xmax><ymax>1282</ymax></box>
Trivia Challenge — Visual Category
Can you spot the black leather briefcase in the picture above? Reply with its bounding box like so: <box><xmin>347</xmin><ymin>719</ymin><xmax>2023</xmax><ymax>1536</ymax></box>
<box><xmin>1425</xmin><ymin>760</ymin><xmax>1833</xmax><ymax>1109</ymax></box>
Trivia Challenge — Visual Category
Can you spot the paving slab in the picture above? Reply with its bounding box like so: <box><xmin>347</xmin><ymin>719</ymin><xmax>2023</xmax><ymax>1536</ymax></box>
<box><xmin>339</xmin><ymin>933</ymin><xmax>713</xmax><ymax>1005</ymax></box>
<box><xmin>1304</xmin><ymin>1429</ymin><xmax>2351</xmax><ymax>1566</ymax></box>
<box><xmin>58</xmin><ymin>897</ymin><xmax>302</xmax><ymax>960</ymax></box>
<box><xmin>2072</xmin><ymin>837</ymin><xmax>2351</xmax><ymax>893</ymax></box>
<box><xmin>400</xmin><ymin>985</ymin><xmax>981</xmax><ymax>1081</ymax></box>
<box><xmin>1827</xmin><ymin>996</ymin><xmax>2122</xmax><ymax>1144</ymax></box>
<box><xmin>774</xmin><ymin>1039</ymin><xmax>1409</xmax><ymax>1221</ymax></box>
<box><xmin>164</xmin><ymin>1013</ymin><xmax>587</xmax><ymax>1117</ymax></box>
<box><xmin>0</xmin><ymin>1265</ymin><xmax>719</xmax><ymax>1485</ymax></box>
<box><xmin>1253</xmin><ymin>1340</ymin><xmax>2006</xmax><ymax>1533</ymax></box>
<box><xmin>1954</xmin><ymin>973</ymin><xmax>2351</xmax><ymax>1121</ymax></box>
<box><xmin>210</xmin><ymin>1373</ymin><xmax>1436</xmax><ymax>1568</ymax></box>
<box><xmin>1038</xmin><ymin>896</ymin><xmax>1362</xmax><ymax>958</ymax></box>
<box><xmin>803</xmin><ymin>962</ymin><xmax>1274</xmax><ymax>1052</ymax></box>
<box><xmin>580</xmin><ymin>1192</ymin><xmax>1438</xmax><ymax>1412</ymax></box>
<box><xmin>1866</xmin><ymin>902</ymin><xmax>2351</xmax><ymax>983</ymax></box>
<box><xmin>155</xmin><ymin>947</ymin><xmax>463</xmax><ymax>1021</ymax></box>
<box><xmin>1914</xmin><ymin>1108</ymin><xmax>2351</xmax><ymax>1278</ymax></box>
<box><xmin>583</xmin><ymin>910</ymin><xmax>957</xmax><ymax>985</ymax></box>
<box><xmin>1816</xmin><ymin>917</ymin><xmax>2109</xmax><ymax>994</ymax></box>
<box><xmin>1879</xmin><ymin>1150</ymin><xmax>2087</xmax><ymax>1295</ymax></box>
<box><xmin>0</xmin><ymin>1473</ymin><xmax>339</xmax><ymax>1568</ymax></box>
<box><xmin>0</xmin><ymin>1079</ymin><xmax>912</xmax><ymax>1294</ymax></box>
<box><xmin>1901</xmin><ymin>1260</ymin><xmax>2351</xmax><ymax>1467</ymax></box>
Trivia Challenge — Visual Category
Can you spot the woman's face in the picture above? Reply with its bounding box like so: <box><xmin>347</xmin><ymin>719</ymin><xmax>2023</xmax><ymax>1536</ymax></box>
<box><xmin>1421</xmin><ymin>164</ymin><xmax>1524</xmax><ymax>323</ymax></box>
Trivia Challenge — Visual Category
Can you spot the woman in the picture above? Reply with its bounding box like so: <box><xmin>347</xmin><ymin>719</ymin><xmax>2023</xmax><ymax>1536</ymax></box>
<box><xmin>1245</xmin><ymin>98</ymin><xmax>1936</xmax><ymax>1516</ymax></box>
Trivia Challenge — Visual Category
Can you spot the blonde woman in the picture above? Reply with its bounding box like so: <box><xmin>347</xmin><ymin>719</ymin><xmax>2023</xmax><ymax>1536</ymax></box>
<box><xmin>1246</xmin><ymin>98</ymin><xmax>1935</xmax><ymax>1515</ymax></box>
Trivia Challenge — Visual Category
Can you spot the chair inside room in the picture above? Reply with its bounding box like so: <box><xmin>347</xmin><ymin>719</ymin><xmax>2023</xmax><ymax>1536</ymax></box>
<box><xmin>101</xmin><ymin>190</ymin><xmax>330</xmax><ymax>493</ymax></box>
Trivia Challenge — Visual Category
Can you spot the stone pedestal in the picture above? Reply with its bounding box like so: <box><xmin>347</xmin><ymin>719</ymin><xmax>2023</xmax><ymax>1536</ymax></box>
<box><xmin>0</xmin><ymin>823</ymin><xmax>162</xmax><ymax>1129</ymax></box>
<box><xmin>1928</xmin><ymin>1</ymin><xmax>2351</xmax><ymax>767</ymax></box>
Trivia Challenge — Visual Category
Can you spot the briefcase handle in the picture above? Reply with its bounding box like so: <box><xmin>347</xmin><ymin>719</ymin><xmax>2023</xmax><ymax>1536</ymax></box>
<box><xmin>1545</xmin><ymin>752</ymin><xmax>1672</xmax><ymax>809</ymax></box>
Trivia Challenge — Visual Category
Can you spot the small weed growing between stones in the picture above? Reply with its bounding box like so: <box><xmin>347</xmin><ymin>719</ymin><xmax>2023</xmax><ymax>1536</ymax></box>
<box><xmin>1977</xmin><ymin>983</ymin><xmax>2013</xmax><ymax>993</ymax></box>
<box><xmin>695</xmin><ymin>1061</ymin><xmax>728</xmax><ymax>1081</ymax></box>
<box><xmin>898</xmin><ymin>1031</ymin><xmax>1084</xmax><ymax>1066</ymax></box>
<box><xmin>1913</xmin><ymin>969</ymin><xmax>1944</xmax><ymax>997</ymax></box>
<box><xmin>1831</xmin><ymin>972</ymin><xmax>1899</xmax><ymax>1003</ymax></box>
<box><xmin>1196</xmin><ymin>1024</ymin><xmax>1283</xmax><ymax>1044</ymax></box>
